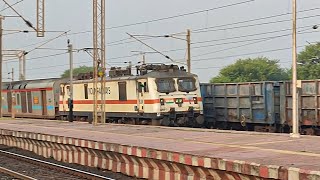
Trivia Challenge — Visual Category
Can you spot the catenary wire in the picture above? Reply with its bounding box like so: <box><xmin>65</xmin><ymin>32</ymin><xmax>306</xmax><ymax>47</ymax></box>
<box><xmin>105</xmin><ymin>0</ymin><xmax>255</xmax><ymax>30</ymax></box>
<box><xmin>0</xmin><ymin>0</ymin><xmax>24</xmax><ymax>13</ymax></box>
<box><xmin>192</xmin><ymin>43</ymin><xmax>317</xmax><ymax>63</ymax></box>
<box><xmin>2</xmin><ymin>0</ymin><xmax>37</xmax><ymax>31</ymax></box>
<box><xmin>192</xmin><ymin>28</ymin><xmax>317</xmax><ymax>58</ymax></box>
<box><xmin>192</xmin><ymin>7</ymin><xmax>320</xmax><ymax>33</ymax></box>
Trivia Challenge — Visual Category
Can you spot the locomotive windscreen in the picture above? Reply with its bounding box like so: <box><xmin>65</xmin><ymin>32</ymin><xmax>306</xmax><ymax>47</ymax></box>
<box><xmin>156</xmin><ymin>78</ymin><xmax>176</xmax><ymax>93</ymax></box>
<box><xmin>177</xmin><ymin>78</ymin><xmax>197</xmax><ymax>92</ymax></box>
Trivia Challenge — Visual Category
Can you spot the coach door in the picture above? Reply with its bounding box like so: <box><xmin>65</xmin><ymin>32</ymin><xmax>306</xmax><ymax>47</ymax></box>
<box><xmin>41</xmin><ymin>90</ymin><xmax>47</xmax><ymax>115</ymax></box>
<box><xmin>21</xmin><ymin>92</ymin><xmax>27</xmax><ymax>113</ymax></box>
<box><xmin>7</xmin><ymin>91</ymin><xmax>12</xmax><ymax>113</ymax></box>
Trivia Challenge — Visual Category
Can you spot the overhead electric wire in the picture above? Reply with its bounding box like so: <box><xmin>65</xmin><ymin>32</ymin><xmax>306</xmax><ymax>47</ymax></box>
<box><xmin>12</xmin><ymin>27</ymin><xmax>318</xmax><ymax>66</ymax></box>
<box><xmin>25</xmin><ymin>31</ymin><xmax>69</xmax><ymax>55</ymax></box>
<box><xmin>192</xmin><ymin>43</ymin><xmax>317</xmax><ymax>63</ymax></box>
<box><xmin>192</xmin><ymin>60</ymin><xmax>295</xmax><ymax>70</ymax></box>
<box><xmin>67</xmin><ymin>30</ymin><xmax>92</xmax><ymax>36</ymax></box>
<box><xmin>102</xmin><ymin>9</ymin><xmax>320</xmax><ymax>50</ymax></box>
<box><xmin>49</xmin><ymin>0</ymin><xmax>254</xmax><ymax>34</ymax></box>
<box><xmin>0</xmin><ymin>0</ymin><xmax>24</xmax><ymax>13</ymax></box>
<box><xmin>17</xmin><ymin>42</ymin><xmax>317</xmax><ymax>77</ymax></box>
<box><xmin>4</xmin><ymin>52</ymin><xmax>68</xmax><ymax>62</ymax></box>
<box><xmin>25</xmin><ymin>60</ymin><xmax>126</xmax><ymax>72</ymax></box>
<box><xmin>4</xmin><ymin>51</ymin><xmax>136</xmax><ymax>64</ymax></box>
<box><xmin>106</xmin><ymin>36</ymin><xmax>162</xmax><ymax>47</ymax></box>
<box><xmin>192</xmin><ymin>28</ymin><xmax>317</xmax><ymax>58</ymax></box>
<box><xmin>106</xmin><ymin>0</ymin><xmax>254</xmax><ymax>30</ymax></box>
<box><xmin>192</xmin><ymin>7</ymin><xmax>320</xmax><ymax>33</ymax></box>
<box><xmin>3</xmin><ymin>31</ymin><xmax>22</xmax><ymax>36</ymax></box>
<box><xmin>14</xmin><ymin>6</ymin><xmax>320</xmax><ymax>52</ymax></box>
<box><xmin>64</xmin><ymin>6</ymin><xmax>320</xmax><ymax>40</ymax></box>
<box><xmin>2</xmin><ymin>0</ymin><xmax>37</xmax><ymax>31</ymax></box>
<box><xmin>146</xmin><ymin>24</ymin><xmax>317</xmax><ymax>54</ymax></box>
<box><xmin>26</xmin><ymin>61</ymin><xmax>136</xmax><ymax>76</ymax></box>
<box><xmin>193</xmin><ymin>14</ymin><xmax>320</xmax><ymax>34</ymax></box>
<box><xmin>192</xmin><ymin>26</ymin><xmax>303</xmax><ymax>44</ymax></box>
<box><xmin>191</xmin><ymin>30</ymin><xmax>315</xmax><ymax>51</ymax></box>
<box><xmin>17</xmin><ymin>6</ymin><xmax>319</xmax><ymax>53</ymax></box>
<box><xmin>126</xmin><ymin>32</ymin><xmax>178</xmax><ymax>63</ymax></box>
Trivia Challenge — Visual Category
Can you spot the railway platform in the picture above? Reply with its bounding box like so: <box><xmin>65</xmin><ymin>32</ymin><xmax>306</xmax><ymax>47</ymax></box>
<box><xmin>0</xmin><ymin>118</ymin><xmax>319</xmax><ymax>180</ymax></box>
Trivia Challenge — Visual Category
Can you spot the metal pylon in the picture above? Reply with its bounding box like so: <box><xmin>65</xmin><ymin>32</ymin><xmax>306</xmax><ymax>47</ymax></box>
<box><xmin>36</xmin><ymin>0</ymin><xmax>45</xmax><ymax>37</ymax></box>
<box><xmin>93</xmin><ymin>0</ymin><xmax>106</xmax><ymax>125</ymax></box>
<box><xmin>3</xmin><ymin>50</ymin><xmax>26</xmax><ymax>81</ymax></box>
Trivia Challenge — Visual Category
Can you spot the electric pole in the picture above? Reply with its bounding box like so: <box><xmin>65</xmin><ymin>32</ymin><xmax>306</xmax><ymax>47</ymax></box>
<box><xmin>93</xmin><ymin>0</ymin><xmax>106</xmax><ymax>125</ymax></box>
<box><xmin>11</xmin><ymin>68</ymin><xmax>14</xmax><ymax>82</ymax></box>
<box><xmin>143</xmin><ymin>54</ymin><xmax>146</xmax><ymax>64</ymax></box>
<box><xmin>187</xmin><ymin>29</ymin><xmax>191</xmax><ymax>73</ymax></box>
<box><xmin>9</xmin><ymin>68</ymin><xmax>14</xmax><ymax>118</ymax></box>
<box><xmin>68</xmin><ymin>40</ymin><xmax>73</xmax><ymax>122</ymax></box>
<box><xmin>291</xmin><ymin>0</ymin><xmax>300</xmax><ymax>138</ymax></box>
<box><xmin>0</xmin><ymin>16</ymin><xmax>3</xmax><ymax>118</ymax></box>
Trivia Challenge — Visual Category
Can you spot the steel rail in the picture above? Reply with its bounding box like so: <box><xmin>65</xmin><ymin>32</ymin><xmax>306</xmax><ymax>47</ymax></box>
<box><xmin>0</xmin><ymin>149</ymin><xmax>115</xmax><ymax>180</ymax></box>
<box><xmin>0</xmin><ymin>166</ymin><xmax>37</xmax><ymax>180</ymax></box>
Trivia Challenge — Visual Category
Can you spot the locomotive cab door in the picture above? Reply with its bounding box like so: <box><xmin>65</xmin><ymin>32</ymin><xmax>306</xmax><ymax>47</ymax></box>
<box><xmin>137</xmin><ymin>80</ymin><xmax>147</xmax><ymax>113</ymax></box>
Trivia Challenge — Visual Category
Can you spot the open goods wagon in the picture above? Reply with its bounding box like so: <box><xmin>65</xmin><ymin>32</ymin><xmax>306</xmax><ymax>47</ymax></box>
<box><xmin>200</xmin><ymin>80</ymin><xmax>320</xmax><ymax>135</ymax></box>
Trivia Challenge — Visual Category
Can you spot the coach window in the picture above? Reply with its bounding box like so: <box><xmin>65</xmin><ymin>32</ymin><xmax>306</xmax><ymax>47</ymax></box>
<box><xmin>118</xmin><ymin>82</ymin><xmax>127</xmax><ymax>101</ymax></box>
<box><xmin>84</xmin><ymin>84</ymin><xmax>88</xmax><ymax>99</ymax></box>
<box><xmin>16</xmin><ymin>94</ymin><xmax>21</xmax><ymax>105</ymax></box>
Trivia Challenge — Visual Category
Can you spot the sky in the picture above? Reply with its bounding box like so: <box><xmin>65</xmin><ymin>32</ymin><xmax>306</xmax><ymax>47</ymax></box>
<box><xmin>0</xmin><ymin>0</ymin><xmax>320</xmax><ymax>82</ymax></box>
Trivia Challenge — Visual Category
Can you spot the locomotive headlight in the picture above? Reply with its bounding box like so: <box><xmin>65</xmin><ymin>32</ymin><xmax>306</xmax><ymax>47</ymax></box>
<box><xmin>160</xmin><ymin>98</ymin><xmax>165</xmax><ymax>105</ymax></box>
<box><xmin>174</xmin><ymin>98</ymin><xmax>183</xmax><ymax>104</ymax></box>
<box><xmin>193</xmin><ymin>97</ymin><xmax>198</xmax><ymax>104</ymax></box>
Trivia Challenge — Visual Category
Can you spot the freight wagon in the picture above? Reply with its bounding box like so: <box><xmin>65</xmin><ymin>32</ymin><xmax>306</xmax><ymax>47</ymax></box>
<box><xmin>200</xmin><ymin>80</ymin><xmax>320</xmax><ymax>135</ymax></box>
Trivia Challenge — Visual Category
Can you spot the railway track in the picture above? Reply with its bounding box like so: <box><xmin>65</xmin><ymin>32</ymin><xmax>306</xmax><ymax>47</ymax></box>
<box><xmin>0</xmin><ymin>166</ymin><xmax>36</xmax><ymax>180</ymax></box>
<box><xmin>0</xmin><ymin>149</ymin><xmax>114</xmax><ymax>180</ymax></box>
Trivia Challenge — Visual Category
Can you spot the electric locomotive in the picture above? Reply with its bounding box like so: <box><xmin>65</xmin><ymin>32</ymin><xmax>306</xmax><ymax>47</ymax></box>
<box><xmin>59</xmin><ymin>64</ymin><xmax>204</xmax><ymax>126</ymax></box>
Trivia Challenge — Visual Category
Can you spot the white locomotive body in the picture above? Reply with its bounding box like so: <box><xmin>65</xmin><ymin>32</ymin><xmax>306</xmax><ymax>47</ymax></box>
<box><xmin>59</xmin><ymin>64</ymin><xmax>204</xmax><ymax>126</ymax></box>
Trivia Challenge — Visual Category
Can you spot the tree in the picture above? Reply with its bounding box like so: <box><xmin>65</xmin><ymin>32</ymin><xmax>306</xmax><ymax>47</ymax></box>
<box><xmin>210</xmin><ymin>57</ymin><xmax>289</xmax><ymax>83</ymax></box>
<box><xmin>297</xmin><ymin>42</ymin><xmax>320</xmax><ymax>80</ymax></box>
<box><xmin>60</xmin><ymin>66</ymin><xmax>94</xmax><ymax>78</ymax></box>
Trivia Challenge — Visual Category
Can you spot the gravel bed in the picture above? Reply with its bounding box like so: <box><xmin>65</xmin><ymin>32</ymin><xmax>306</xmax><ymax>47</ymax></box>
<box><xmin>0</xmin><ymin>145</ymin><xmax>141</xmax><ymax>180</ymax></box>
<box><xmin>0</xmin><ymin>173</ymin><xmax>14</xmax><ymax>180</ymax></box>
<box><xmin>0</xmin><ymin>155</ymin><xmax>82</xmax><ymax>179</ymax></box>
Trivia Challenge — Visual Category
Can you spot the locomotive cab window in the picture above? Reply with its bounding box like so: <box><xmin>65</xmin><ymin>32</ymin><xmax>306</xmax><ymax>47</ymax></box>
<box><xmin>118</xmin><ymin>82</ymin><xmax>127</xmax><ymax>101</ymax></box>
<box><xmin>156</xmin><ymin>78</ymin><xmax>175</xmax><ymax>93</ymax></box>
<box><xmin>138</xmin><ymin>81</ymin><xmax>149</xmax><ymax>93</ymax></box>
<box><xmin>84</xmin><ymin>84</ymin><xmax>88</xmax><ymax>99</ymax></box>
<box><xmin>138</xmin><ymin>82</ymin><xmax>143</xmax><ymax>93</ymax></box>
<box><xmin>178</xmin><ymin>78</ymin><xmax>197</xmax><ymax>92</ymax></box>
<box><xmin>144</xmin><ymin>82</ymin><xmax>148</xmax><ymax>92</ymax></box>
